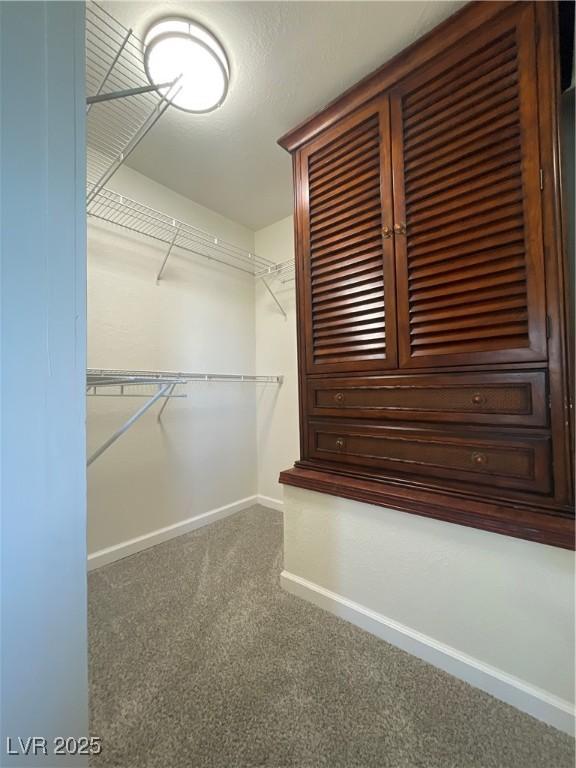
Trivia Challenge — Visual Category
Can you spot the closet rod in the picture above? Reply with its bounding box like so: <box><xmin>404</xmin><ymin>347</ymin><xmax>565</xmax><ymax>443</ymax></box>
<box><xmin>88</xmin><ymin>390</ymin><xmax>185</xmax><ymax>398</ymax></box>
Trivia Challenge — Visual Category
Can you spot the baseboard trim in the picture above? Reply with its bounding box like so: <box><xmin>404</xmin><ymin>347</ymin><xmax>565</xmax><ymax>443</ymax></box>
<box><xmin>281</xmin><ymin>570</ymin><xmax>575</xmax><ymax>736</ymax></box>
<box><xmin>256</xmin><ymin>494</ymin><xmax>284</xmax><ymax>511</ymax></box>
<box><xmin>88</xmin><ymin>496</ymin><xmax>259</xmax><ymax>571</ymax></box>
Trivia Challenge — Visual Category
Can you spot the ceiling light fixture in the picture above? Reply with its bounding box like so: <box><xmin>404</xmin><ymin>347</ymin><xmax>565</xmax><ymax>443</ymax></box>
<box><xmin>144</xmin><ymin>18</ymin><xmax>230</xmax><ymax>113</ymax></box>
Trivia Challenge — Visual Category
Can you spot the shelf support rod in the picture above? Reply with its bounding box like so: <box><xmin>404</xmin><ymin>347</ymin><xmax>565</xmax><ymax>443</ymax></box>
<box><xmin>261</xmin><ymin>277</ymin><xmax>287</xmax><ymax>318</ymax></box>
<box><xmin>86</xmin><ymin>82</ymin><xmax>174</xmax><ymax>105</ymax></box>
<box><xmin>157</xmin><ymin>382</ymin><xmax>178</xmax><ymax>422</ymax></box>
<box><xmin>87</xmin><ymin>78</ymin><xmax>181</xmax><ymax>205</ymax></box>
<box><xmin>156</xmin><ymin>227</ymin><xmax>180</xmax><ymax>283</ymax></box>
<box><xmin>87</xmin><ymin>383</ymin><xmax>172</xmax><ymax>466</ymax></box>
<box><xmin>86</xmin><ymin>27</ymin><xmax>133</xmax><ymax>115</ymax></box>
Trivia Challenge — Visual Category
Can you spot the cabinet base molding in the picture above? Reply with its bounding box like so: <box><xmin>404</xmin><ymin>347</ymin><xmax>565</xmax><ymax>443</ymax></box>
<box><xmin>279</xmin><ymin>466</ymin><xmax>574</xmax><ymax>549</ymax></box>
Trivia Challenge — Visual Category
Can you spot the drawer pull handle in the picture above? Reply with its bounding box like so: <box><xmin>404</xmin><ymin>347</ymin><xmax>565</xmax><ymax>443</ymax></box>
<box><xmin>334</xmin><ymin>392</ymin><xmax>345</xmax><ymax>404</ymax></box>
<box><xmin>335</xmin><ymin>438</ymin><xmax>345</xmax><ymax>451</ymax></box>
<box><xmin>471</xmin><ymin>452</ymin><xmax>488</xmax><ymax>466</ymax></box>
<box><xmin>471</xmin><ymin>393</ymin><xmax>485</xmax><ymax>406</ymax></box>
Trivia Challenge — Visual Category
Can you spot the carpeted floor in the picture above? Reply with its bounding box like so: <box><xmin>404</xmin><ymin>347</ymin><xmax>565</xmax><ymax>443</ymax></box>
<box><xmin>89</xmin><ymin>505</ymin><xmax>574</xmax><ymax>768</ymax></box>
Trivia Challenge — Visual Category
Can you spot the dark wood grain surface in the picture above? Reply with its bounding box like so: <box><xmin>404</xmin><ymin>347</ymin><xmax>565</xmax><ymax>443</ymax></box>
<box><xmin>299</xmin><ymin>99</ymin><xmax>397</xmax><ymax>373</ymax></box>
<box><xmin>279</xmin><ymin>1</ymin><xmax>574</xmax><ymax>549</ymax></box>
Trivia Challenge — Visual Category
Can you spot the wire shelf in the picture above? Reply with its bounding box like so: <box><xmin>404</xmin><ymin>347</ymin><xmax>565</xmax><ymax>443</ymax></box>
<box><xmin>87</xmin><ymin>368</ymin><xmax>283</xmax><ymax>386</ymax></box>
<box><xmin>86</xmin><ymin>371</ymin><xmax>281</xmax><ymax>465</ymax></box>
<box><xmin>85</xmin><ymin>2</ymin><xmax>294</xmax><ymax>298</ymax></box>
<box><xmin>87</xmin><ymin>188</ymin><xmax>277</xmax><ymax>276</ymax></box>
<box><xmin>257</xmin><ymin>259</ymin><xmax>296</xmax><ymax>283</ymax></box>
<box><xmin>87</xmin><ymin>370</ymin><xmax>187</xmax><ymax>394</ymax></box>
<box><xmin>86</xmin><ymin>3</ymin><xmax>177</xmax><ymax>203</ymax></box>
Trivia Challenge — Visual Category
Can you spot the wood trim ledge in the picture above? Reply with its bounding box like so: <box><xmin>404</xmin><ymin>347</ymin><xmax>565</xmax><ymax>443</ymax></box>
<box><xmin>279</xmin><ymin>466</ymin><xmax>574</xmax><ymax>549</ymax></box>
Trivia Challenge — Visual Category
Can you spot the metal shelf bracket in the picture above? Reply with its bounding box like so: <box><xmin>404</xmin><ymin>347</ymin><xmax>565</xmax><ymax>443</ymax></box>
<box><xmin>261</xmin><ymin>277</ymin><xmax>287</xmax><ymax>319</ymax></box>
<box><xmin>257</xmin><ymin>260</ymin><xmax>296</xmax><ymax>317</ymax></box>
<box><xmin>87</xmin><ymin>381</ymin><xmax>181</xmax><ymax>466</ymax></box>
<box><xmin>156</xmin><ymin>226</ymin><xmax>180</xmax><ymax>283</ymax></box>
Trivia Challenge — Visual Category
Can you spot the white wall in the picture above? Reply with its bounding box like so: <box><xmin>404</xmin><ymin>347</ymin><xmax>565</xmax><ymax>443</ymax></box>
<box><xmin>255</xmin><ymin>216</ymin><xmax>299</xmax><ymax>503</ymax></box>
<box><xmin>282</xmin><ymin>488</ymin><xmax>575</xmax><ymax>731</ymax></box>
<box><xmin>1</xmin><ymin>2</ymin><xmax>88</xmax><ymax>763</ymax></box>
<box><xmin>253</xmin><ymin>215</ymin><xmax>575</xmax><ymax>733</ymax></box>
<box><xmin>88</xmin><ymin>166</ymin><xmax>259</xmax><ymax>557</ymax></box>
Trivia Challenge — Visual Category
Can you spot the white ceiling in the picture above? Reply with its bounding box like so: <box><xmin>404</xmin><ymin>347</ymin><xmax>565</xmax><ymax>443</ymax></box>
<box><xmin>101</xmin><ymin>1</ymin><xmax>462</xmax><ymax>230</ymax></box>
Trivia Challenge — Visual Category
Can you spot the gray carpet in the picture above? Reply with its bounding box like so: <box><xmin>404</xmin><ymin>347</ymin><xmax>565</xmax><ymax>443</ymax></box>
<box><xmin>89</xmin><ymin>505</ymin><xmax>574</xmax><ymax>768</ymax></box>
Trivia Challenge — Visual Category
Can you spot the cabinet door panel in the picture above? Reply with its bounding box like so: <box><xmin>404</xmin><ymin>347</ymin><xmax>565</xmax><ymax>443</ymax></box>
<box><xmin>298</xmin><ymin>98</ymin><xmax>397</xmax><ymax>373</ymax></box>
<box><xmin>391</xmin><ymin>4</ymin><xmax>547</xmax><ymax>369</ymax></box>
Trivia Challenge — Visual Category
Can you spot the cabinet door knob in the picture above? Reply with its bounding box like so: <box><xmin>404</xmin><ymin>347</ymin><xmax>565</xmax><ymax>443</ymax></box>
<box><xmin>393</xmin><ymin>223</ymin><xmax>406</xmax><ymax>235</ymax></box>
<box><xmin>382</xmin><ymin>225</ymin><xmax>393</xmax><ymax>239</ymax></box>
<box><xmin>471</xmin><ymin>393</ymin><xmax>485</xmax><ymax>406</ymax></box>
<box><xmin>471</xmin><ymin>452</ymin><xmax>488</xmax><ymax>466</ymax></box>
<box><xmin>335</xmin><ymin>438</ymin><xmax>345</xmax><ymax>450</ymax></box>
<box><xmin>334</xmin><ymin>392</ymin><xmax>345</xmax><ymax>404</ymax></box>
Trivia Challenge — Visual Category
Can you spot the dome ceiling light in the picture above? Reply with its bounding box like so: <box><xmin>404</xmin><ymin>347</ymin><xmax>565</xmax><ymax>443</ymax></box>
<box><xmin>144</xmin><ymin>18</ymin><xmax>230</xmax><ymax>113</ymax></box>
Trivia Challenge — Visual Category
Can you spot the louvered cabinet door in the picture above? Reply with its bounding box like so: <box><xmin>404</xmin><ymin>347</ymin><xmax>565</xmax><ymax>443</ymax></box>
<box><xmin>390</xmin><ymin>4</ymin><xmax>547</xmax><ymax>369</ymax></box>
<box><xmin>297</xmin><ymin>98</ymin><xmax>397</xmax><ymax>373</ymax></box>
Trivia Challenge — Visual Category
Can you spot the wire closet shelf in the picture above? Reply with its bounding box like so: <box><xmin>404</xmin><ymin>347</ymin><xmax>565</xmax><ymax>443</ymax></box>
<box><xmin>256</xmin><ymin>259</ymin><xmax>296</xmax><ymax>283</ymax></box>
<box><xmin>86</xmin><ymin>370</ymin><xmax>282</xmax><ymax>466</ymax></box>
<box><xmin>85</xmin><ymin>5</ymin><xmax>288</xmax><ymax>466</ymax></box>
<box><xmin>87</xmin><ymin>369</ymin><xmax>283</xmax><ymax>389</ymax></box>
<box><xmin>86</xmin><ymin>2</ymin><xmax>179</xmax><ymax>203</ymax></box>
<box><xmin>86</xmin><ymin>3</ymin><xmax>295</xmax><ymax>291</ymax></box>
<box><xmin>88</xmin><ymin>189</ymin><xmax>276</xmax><ymax>277</ymax></box>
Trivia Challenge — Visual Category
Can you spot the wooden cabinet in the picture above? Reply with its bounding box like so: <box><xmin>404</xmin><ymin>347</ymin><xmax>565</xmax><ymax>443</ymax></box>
<box><xmin>279</xmin><ymin>1</ymin><xmax>574</xmax><ymax>548</ymax></box>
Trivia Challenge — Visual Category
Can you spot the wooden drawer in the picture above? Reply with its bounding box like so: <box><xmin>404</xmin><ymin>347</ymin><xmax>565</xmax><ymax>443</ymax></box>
<box><xmin>308</xmin><ymin>372</ymin><xmax>547</xmax><ymax>427</ymax></box>
<box><xmin>308</xmin><ymin>421</ymin><xmax>551</xmax><ymax>494</ymax></box>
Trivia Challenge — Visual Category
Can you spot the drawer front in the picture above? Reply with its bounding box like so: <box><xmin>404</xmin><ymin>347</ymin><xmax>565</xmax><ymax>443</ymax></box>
<box><xmin>308</xmin><ymin>372</ymin><xmax>547</xmax><ymax>426</ymax></box>
<box><xmin>308</xmin><ymin>421</ymin><xmax>551</xmax><ymax>494</ymax></box>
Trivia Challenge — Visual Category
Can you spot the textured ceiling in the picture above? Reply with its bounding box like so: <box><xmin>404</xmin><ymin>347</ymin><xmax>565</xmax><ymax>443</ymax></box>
<box><xmin>100</xmin><ymin>1</ymin><xmax>462</xmax><ymax>230</ymax></box>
